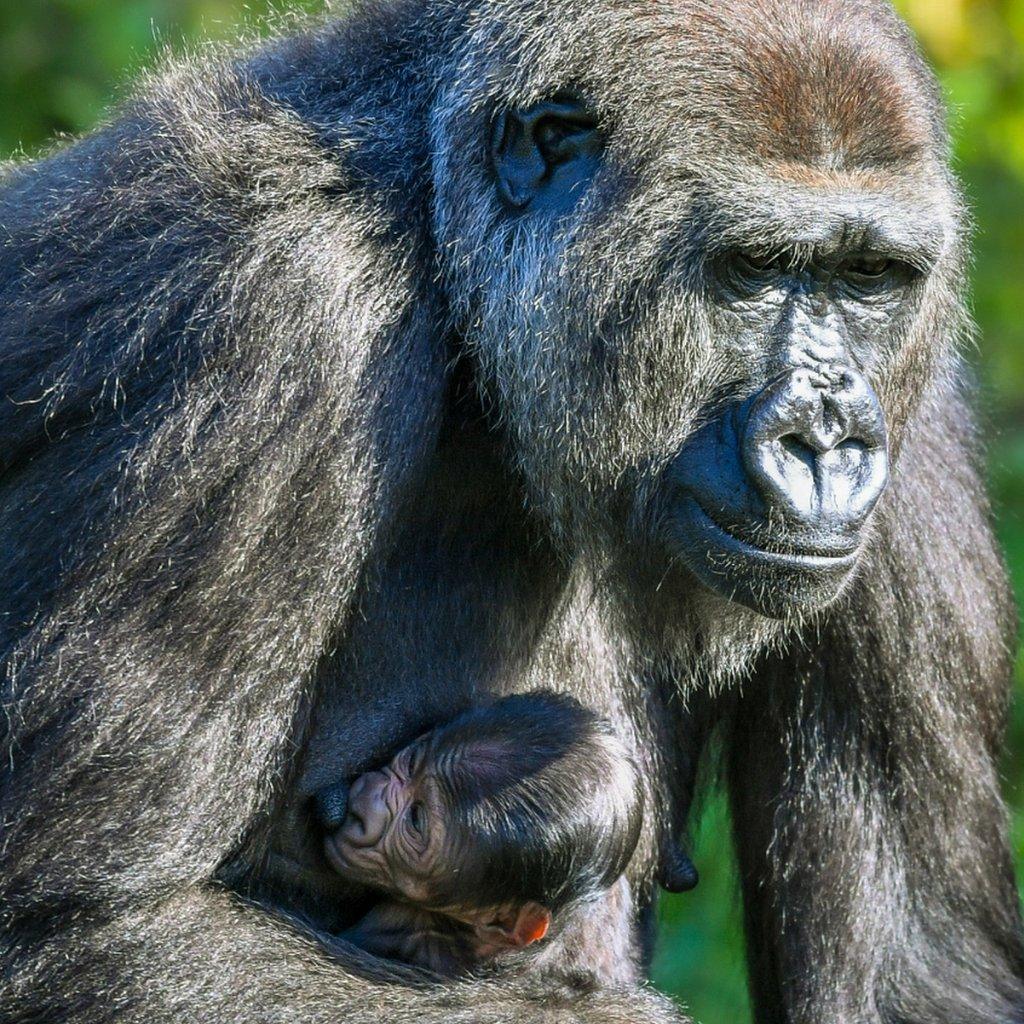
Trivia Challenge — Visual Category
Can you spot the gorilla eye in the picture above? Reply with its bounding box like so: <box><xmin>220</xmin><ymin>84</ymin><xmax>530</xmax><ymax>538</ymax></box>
<box><xmin>738</xmin><ymin>251</ymin><xmax>783</xmax><ymax>271</ymax></box>
<box><xmin>407</xmin><ymin>802</ymin><xmax>427</xmax><ymax>839</ymax></box>
<box><xmin>839</xmin><ymin>255</ymin><xmax>916</xmax><ymax>296</ymax></box>
<box><xmin>717</xmin><ymin>249</ymin><xmax>790</xmax><ymax>297</ymax></box>
<box><xmin>845</xmin><ymin>256</ymin><xmax>893</xmax><ymax>279</ymax></box>
<box><xmin>733</xmin><ymin>250</ymin><xmax>789</xmax><ymax>278</ymax></box>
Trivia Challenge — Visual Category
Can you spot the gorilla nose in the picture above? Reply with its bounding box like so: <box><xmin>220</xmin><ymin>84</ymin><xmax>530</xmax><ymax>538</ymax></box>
<box><xmin>741</xmin><ymin>367</ymin><xmax>888</xmax><ymax>545</ymax></box>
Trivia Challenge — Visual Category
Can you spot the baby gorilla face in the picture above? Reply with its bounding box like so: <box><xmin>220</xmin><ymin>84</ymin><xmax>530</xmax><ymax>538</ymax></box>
<box><xmin>323</xmin><ymin>739</ymin><xmax>448</xmax><ymax>903</ymax></box>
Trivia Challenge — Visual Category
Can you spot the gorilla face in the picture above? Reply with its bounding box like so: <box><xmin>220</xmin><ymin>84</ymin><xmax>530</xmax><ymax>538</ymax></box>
<box><xmin>660</xmin><ymin>248</ymin><xmax>910</xmax><ymax>617</ymax></box>
<box><xmin>432</xmin><ymin>0</ymin><xmax>963</xmax><ymax>620</ymax></box>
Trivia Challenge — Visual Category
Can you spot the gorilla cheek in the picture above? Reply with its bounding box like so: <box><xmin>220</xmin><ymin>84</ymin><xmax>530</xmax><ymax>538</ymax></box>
<box><xmin>665</xmin><ymin>365</ymin><xmax>889</xmax><ymax>619</ymax></box>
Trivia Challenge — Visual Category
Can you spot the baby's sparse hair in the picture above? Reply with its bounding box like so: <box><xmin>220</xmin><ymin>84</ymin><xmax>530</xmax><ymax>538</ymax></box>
<box><xmin>421</xmin><ymin>691</ymin><xmax>644</xmax><ymax>916</ymax></box>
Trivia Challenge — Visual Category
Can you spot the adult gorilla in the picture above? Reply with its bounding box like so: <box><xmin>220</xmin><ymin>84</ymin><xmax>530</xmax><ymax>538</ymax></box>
<box><xmin>1</xmin><ymin>0</ymin><xmax>1022</xmax><ymax>1022</ymax></box>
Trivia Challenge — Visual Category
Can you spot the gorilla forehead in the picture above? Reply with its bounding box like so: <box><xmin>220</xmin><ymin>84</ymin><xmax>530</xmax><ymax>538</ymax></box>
<box><xmin>435</xmin><ymin>0</ymin><xmax>957</xmax><ymax>278</ymax></box>
<box><xmin>449</xmin><ymin>0</ymin><xmax>942</xmax><ymax>162</ymax></box>
<box><xmin>680</xmin><ymin>0</ymin><xmax>943</xmax><ymax>168</ymax></box>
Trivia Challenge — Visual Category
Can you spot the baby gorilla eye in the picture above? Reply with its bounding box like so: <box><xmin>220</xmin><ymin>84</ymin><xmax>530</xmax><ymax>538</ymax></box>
<box><xmin>406</xmin><ymin>802</ymin><xmax>427</xmax><ymax>839</ymax></box>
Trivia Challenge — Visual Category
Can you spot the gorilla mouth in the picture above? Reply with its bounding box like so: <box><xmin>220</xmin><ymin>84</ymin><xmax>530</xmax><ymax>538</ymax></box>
<box><xmin>324</xmin><ymin>832</ymin><xmax>352</xmax><ymax>875</ymax></box>
<box><xmin>665</xmin><ymin>357</ymin><xmax>888</xmax><ymax>618</ymax></box>
<box><xmin>669</xmin><ymin>498</ymin><xmax>863</xmax><ymax>618</ymax></box>
<box><xmin>689</xmin><ymin>500</ymin><xmax>861</xmax><ymax>568</ymax></box>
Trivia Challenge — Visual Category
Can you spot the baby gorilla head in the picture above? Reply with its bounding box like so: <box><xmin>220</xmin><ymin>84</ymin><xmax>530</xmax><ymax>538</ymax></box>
<box><xmin>320</xmin><ymin>691</ymin><xmax>644</xmax><ymax>953</ymax></box>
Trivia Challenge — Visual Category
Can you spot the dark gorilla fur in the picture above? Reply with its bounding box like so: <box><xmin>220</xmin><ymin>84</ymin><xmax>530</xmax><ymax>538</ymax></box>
<box><xmin>2</xmin><ymin>1</ymin><xmax>1023</xmax><ymax>1022</ymax></box>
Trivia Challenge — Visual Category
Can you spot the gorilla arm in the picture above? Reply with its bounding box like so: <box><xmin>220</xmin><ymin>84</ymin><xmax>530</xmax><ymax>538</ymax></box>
<box><xmin>0</xmin><ymin>55</ymin><xmax>449</xmax><ymax>898</ymax></box>
<box><xmin>3</xmin><ymin>887</ymin><xmax>681</xmax><ymax>1023</ymax></box>
<box><xmin>726</xmin><ymin>385</ymin><xmax>1024</xmax><ymax>1024</ymax></box>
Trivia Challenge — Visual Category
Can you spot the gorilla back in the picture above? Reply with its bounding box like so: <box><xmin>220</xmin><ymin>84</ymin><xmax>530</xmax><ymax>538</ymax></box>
<box><xmin>1</xmin><ymin>1</ymin><xmax>1022</xmax><ymax>1023</ymax></box>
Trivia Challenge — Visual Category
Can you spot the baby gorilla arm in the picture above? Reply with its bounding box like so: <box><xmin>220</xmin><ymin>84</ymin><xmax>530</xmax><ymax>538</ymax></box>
<box><xmin>343</xmin><ymin>902</ymin><xmax>478</xmax><ymax>976</ymax></box>
<box><xmin>344</xmin><ymin>899</ymin><xmax>556</xmax><ymax>977</ymax></box>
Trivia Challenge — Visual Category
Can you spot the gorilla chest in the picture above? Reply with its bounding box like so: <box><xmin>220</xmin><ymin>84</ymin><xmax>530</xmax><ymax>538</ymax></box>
<box><xmin>268</xmin><ymin>439</ymin><xmax>677</xmax><ymax>928</ymax></box>
<box><xmin>297</xmin><ymin>506</ymin><xmax>637</xmax><ymax>792</ymax></box>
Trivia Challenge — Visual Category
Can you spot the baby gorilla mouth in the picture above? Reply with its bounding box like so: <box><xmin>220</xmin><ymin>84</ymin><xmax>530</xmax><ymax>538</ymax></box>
<box><xmin>336</xmin><ymin>807</ymin><xmax>370</xmax><ymax>845</ymax></box>
<box><xmin>323</xmin><ymin>831</ymin><xmax>353</xmax><ymax>878</ymax></box>
<box><xmin>667</xmin><ymin>365</ymin><xmax>888</xmax><ymax>617</ymax></box>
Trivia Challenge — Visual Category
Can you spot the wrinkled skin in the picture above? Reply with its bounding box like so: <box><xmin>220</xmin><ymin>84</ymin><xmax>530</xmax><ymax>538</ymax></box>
<box><xmin>315</xmin><ymin>691</ymin><xmax>642</xmax><ymax>977</ymax></box>
<box><xmin>319</xmin><ymin>748</ymin><xmax>550</xmax><ymax>975</ymax></box>
<box><xmin>319</xmin><ymin>744</ymin><xmax>449</xmax><ymax>903</ymax></box>
<box><xmin>1</xmin><ymin>1</ymin><xmax>1022</xmax><ymax>1023</ymax></box>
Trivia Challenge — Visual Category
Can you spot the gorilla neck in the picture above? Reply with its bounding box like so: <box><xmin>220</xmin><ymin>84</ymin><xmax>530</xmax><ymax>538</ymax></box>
<box><xmin>589</xmin><ymin>548</ymin><xmax>791</xmax><ymax>698</ymax></box>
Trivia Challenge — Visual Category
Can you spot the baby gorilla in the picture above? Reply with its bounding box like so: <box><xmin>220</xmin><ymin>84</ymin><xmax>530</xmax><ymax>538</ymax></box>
<box><xmin>316</xmin><ymin>692</ymin><xmax>644</xmax><ymax>976</ymax></box>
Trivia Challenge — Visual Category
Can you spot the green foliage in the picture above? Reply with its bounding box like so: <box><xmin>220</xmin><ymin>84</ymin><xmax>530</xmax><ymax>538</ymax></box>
<box><xmin>653</xmin><ymin>798</ymin><xmax>752</xmax><ymax>1023</ymax></box>
<box><xmin>0</xmin><ymin>3</ymin><xmax>1021</xmax><ymax>1023</ymax></box>
<box><xmin>0</xmin><ymin>1</ymin><xmax>324</xmax><ymax>157</ymax></box>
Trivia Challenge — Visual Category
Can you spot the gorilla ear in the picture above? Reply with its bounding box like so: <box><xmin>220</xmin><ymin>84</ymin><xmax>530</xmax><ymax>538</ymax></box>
<box><xmin>490</xmin><ymin>99</ymin><xmax>602</xmax><ymax>212</ymax></box>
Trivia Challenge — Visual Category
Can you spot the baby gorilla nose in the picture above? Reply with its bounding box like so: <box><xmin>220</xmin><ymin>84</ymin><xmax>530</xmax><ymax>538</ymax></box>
<box><xmin>741</xmin><ymin>366</ymin><xmax>888</xmax><ymax>549</ymax></box>
<box><xmin>336</xmin><ymin>770</ymin><xmax>390</xmax><ymax>847</ymax></box>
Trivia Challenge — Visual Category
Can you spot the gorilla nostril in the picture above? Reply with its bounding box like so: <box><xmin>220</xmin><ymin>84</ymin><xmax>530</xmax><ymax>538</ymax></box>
<box><xmin>836</xmin><ymin>437</ymin><xmax>867</xmax><ymax>456</ymax></box>
<box><xmin>779</xmin><ymin>433</ymin><xmax>818</xmax><ymax>470</ymax></box>
<box><xmin>741</xmin><ymin>366</ymin><xmax>889</xmax><ymax>530</ymax></box>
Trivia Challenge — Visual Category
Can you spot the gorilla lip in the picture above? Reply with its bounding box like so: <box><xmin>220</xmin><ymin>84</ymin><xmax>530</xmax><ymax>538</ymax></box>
<box><xmin>324</xmin><ymin>832</ymin><xmax>353</xmax><ymax>876</ymax></box>
<box><xmin>686</xmin><ymin>499</ymin><xmax>861</xmax><ymax>570</ymax></box>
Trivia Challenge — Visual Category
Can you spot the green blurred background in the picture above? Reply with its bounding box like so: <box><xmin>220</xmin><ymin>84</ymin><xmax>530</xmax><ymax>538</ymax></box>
<box><xmin>0</xmin><ymin>1</ymin><xmax>1020</xmax><ymax>1021</ymax></box>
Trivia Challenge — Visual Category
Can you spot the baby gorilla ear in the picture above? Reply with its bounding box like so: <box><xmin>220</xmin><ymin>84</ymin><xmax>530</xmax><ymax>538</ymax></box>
<box><xmin>485</xmin><ymin>902</ymin><xmax>552</xmax><ymax>948</ymax></box>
